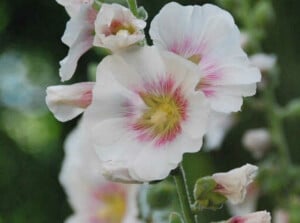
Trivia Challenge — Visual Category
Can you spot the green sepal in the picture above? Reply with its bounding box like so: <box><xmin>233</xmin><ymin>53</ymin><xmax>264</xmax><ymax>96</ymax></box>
<box><xmin>192</xmin><ymin>176</ymin><xmax>227</xmax><ymax>211</ymax></box>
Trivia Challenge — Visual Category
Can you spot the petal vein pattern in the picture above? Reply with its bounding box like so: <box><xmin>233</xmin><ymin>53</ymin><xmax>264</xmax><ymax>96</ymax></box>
<box><xmin>150</xmin><ymin>2</ymin><xmax>261</xmax><ymax>113</ymax></box>
<box><xmin>84</xmin><ymin>46</ymin><xmax>210</xmax><ymax>182</ymax></box>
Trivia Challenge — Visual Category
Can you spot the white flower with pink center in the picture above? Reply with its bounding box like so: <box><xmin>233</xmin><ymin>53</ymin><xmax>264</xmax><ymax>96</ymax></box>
<box><xmin>226</xmin><ymin>211</ymin><xmax>271</xmax><ymax>223</ymax></box>
<box><xmin>60</xmin><ymin>121</ymin><xmax>140</xmax><ymax>223</ymax></box>
<box><xmin>150</xmin><ymin>2</ymin><xmax>261</xmax><ymax>113</ymax></box>
<box><xmin>46</xmin><ymin>82</ymin><xmax>94</xmax><ymax>122</ymax></box>
<box><xmin>58</xmin><ymin>0</ymin><xmax>97</xmax><ymax>81</ymax></box>
<box><xmin>83</xmin><ymin>46</ymin><xmax>209</xmax><ymax>182</ymax></box>
<box><xmin>93</xmin><ymin>4</ymin><xmax>146</xmax><ymax>52</ymax></box>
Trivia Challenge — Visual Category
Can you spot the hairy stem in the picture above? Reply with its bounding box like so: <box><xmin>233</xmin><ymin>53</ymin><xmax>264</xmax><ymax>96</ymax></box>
<box><xmin>173</xmin><ymin>164</ymin><xmax>198</xmax><ymax>223</ymax></box>
<box><xmin>127</xmin><ymin>0</ymin><xmax>138</xmax><ymax>16</ymax></box>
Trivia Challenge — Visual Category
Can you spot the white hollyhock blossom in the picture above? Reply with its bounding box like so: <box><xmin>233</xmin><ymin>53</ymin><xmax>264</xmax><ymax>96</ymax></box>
<box><xmin>93</xmin><ymin>4</ymin><xmax>146</xmax><ymax>52</ymax></box>
<box><xmin>204</xmin><ymin>112</ymin><xmax>235</xmax><ymax>150</ymax></box>
<box><xmin>226</xmin><ymin>211</ymin><xmax>271</xmax><ymax>223</ymax></box>
<box><xmin>212</xmin><ymin>164</ymin><xmax>258</xmax><ymax>204</ymax></box>
<box><xmin>46</xmin><ymin>82</ymin><xmax>94</xmax><ymax>122</ymax></box>
<box><xmin>58</xmin><ymin>1</ymin><xmax>97</xmax><ymax>81</ymax></box>
<box><xmin>242</xmin><ymin>128</ymin><xmax>271</xmax><ymax>159</ymax></box>
<box><xmin>84</xmin><ymin>46</ymin><xmax>210</xmax><ymax>182</ymax></box>
<box><xmin>227</xmin><ymin>183</ymin><xmax>259</xmax><ymax>216</ymax></box>
<box><xmin>60</xmin><ymin>121</ymin><xmax>141</xmax><ymax>223</ymax></box>
<box><xmin>150</xmin><ymin>2</ymin><xmax>261</xmax><ymax>113</ymax></box>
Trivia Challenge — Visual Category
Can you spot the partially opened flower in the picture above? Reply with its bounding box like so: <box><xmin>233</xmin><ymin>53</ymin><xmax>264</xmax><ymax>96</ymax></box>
<box><xmin>225</xmin><ymin>211</ymin><xmax>271</xmax><ymax>223</ymax></box>
<box><xmin>227</xmin><ymin>182</ymin><xmax>260</xmax><ymax>216</ymax></box>
<box><xmin>150</xmin><ymin>2</ymin><xmax>261</xmax><ymax>113</ymax></box>
<box><xmin>58</xmin><ymin>0</ymin><xmax>97</xmax><ymax>81</ymax></box>
<box><xmin>93</xmin><ymin>3</ymin><xmax>146</xmax><ymax>52</ymax></box>
<box><xmin>60</xmin><ymin>121</ymin><xmax>140</xmax><ymax>223</ymax></box>
<box><xmin>46</xmin><ymin>82</ymin><xmax>94</xmax><ymax>122</ymax></box>
<box><xmin>212</xmin><ymin>164</ymin><xmax>258</xmax><ymax>204</ymax></box>
<box><xmin>84</xmin><ymin>46</ymin><xmax>210</xmax><ymax>182</ymax></box>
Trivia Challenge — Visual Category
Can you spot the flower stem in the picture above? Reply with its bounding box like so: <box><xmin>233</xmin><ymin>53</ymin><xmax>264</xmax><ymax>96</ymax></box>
<box><xmin>173</xmin><ymin>164</ymin><xmax>197</xmax><ymax>223</ymax></box>
<box><xmin>127</xmin><ymin>0</ymin><xmax>138</xmax><ymax>17</ymax></box>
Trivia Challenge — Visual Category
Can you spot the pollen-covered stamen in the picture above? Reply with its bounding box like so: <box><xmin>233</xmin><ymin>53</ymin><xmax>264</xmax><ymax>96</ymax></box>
<box><xmin>130</xmin><ymin>78</ymin><xmax>188</xmax><ymax>146</ymax></box>
<box><xmin>105</xmin><ymin>20</ymin><xmax>136</xmax><ymax>36</ymax></box>
<box><xmin>91</xmin><ymin>183</ymin><xmax>127</xmax><ymax>223</ymax></box>
<box><xmin>188</xmin><ymin>54</ymin><xmax>201</xmax><ymax>64</ymax></box>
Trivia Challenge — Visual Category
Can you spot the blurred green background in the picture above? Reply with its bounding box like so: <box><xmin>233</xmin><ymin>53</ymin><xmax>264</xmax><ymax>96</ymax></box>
<box><xmin>0</xmin><ymin>0</ymin><xmax>299</xmax><ymax>222</ymax></box>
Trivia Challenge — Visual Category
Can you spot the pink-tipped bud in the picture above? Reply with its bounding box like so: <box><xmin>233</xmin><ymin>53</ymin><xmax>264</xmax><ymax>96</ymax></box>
<box><xmin>46</xmin><ymin>82</ymin><xmax>94</xmax><ymax>122</ymax></box>
<box><xmin>228</xmin><ymin>211</ymin><xmax>271</xmax><ymax>223</ymax></box>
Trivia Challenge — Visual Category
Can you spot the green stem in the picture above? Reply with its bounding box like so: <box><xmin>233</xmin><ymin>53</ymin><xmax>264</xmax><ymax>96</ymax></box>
<box><xmin>264</xmin><ymin>77</ymin><xmax>291</xmax><ymax>166</ymax></box>
<box><xmin>127</xmin><ymin>0</ymin><xmax>138</xmax><ymax>16</ymax></box>
<box><xmin>173</xmin><ymin>164</ymin><xmax>197</xmax><ymax>223</ymax></box>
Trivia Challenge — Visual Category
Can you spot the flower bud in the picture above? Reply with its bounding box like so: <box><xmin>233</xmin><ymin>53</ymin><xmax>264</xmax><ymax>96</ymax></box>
<box><xmin>212</xmin><ymin>164</ymin><xmax>258</xmax><ymax>204</ymax></box>
<box><xmin>46</xmin><ymin>82</ymin><xmax>94</xmax><ymax>122</ymax></box>
<box><xmin>242</xmin><ymin>128</ymin><xmax>271</xmax><ymax>159</ymax></box>
<box><xmin>227</xmin><ymin>211</ymin><xmax>271</xmax><ymax>223</ymax></box>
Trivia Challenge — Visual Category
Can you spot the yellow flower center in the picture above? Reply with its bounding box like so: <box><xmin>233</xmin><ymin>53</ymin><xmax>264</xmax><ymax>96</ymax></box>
<box><xmin>96</xmin><ymin>193</ymin><xmax>126</xmax><ymax>223</ymax></box>
<box><xmin>110</xmin><ymin>20</ymin><xmax>136</xmax><ymax>35</ymax></box>
<box><xmin>138</xmin><ymin>92</ymin><xmax>183</xmax><ymax>137</ymax></box>
<box><xmin>188</xmin><ymin>54</ymin><xmax>201</xmax><ymax>64</ymax></box>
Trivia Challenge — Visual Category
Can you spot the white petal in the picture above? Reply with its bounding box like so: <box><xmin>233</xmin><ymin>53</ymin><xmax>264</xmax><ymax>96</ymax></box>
<box><xmin>46</xmin><ymin>82</ymin><xmax>94</xmax><ymax>122</ymax></box>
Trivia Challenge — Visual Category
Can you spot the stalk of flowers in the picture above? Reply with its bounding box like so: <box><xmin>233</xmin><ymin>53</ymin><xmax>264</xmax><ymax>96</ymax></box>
<box><xmin>60</xmin><ymin>120</ymin><xmax>141</xmax><ymax>223</ymax></box>
<box><xmin>82</xmin><ymin>45</ymin><xmax>210</xmax><ymax>182</ymax></box>
<box><xmin>214</xmin><ymin>211</ymin><xmax>271</xmax><ymax>223</ymax></box>
<box><xmin>58</xmin><ymin>1</ymin><xmax>146</xmax><ymax>81</ymax></box>
<box><xmin>149</xmin><ymin>2</ymin><xmax>261</xmax><ymax>114</ymax></box>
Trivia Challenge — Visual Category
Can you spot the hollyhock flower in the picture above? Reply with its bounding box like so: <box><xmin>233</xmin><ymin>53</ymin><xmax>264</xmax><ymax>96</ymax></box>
<box><xmin>58</xmin><ymin>0</ymin><xmax>97</xmax><ymax>81</ymax></box>
<box><xmin>227</xmin><ymin>183</ymin><xmax>259</xmax><ymax>216</ymax></box>
<box><xmin>46</xmin><ymin>82</ymin><xmax>94</xmax><ymax>122</ymax></box>
<box><xmin>60</xmin><ymin>121</ymin><xmax>140</xmax><ymax>223</ymax></box>
<box><xmin>84</xmin><ymin>46</ymin><xmax>210</xmax><ymax>182</ymax></box>
<box><xmin>212</xmin><ymin>164</ymin><xmax>258</xmax><ymax>204</ymax></box>
<box><xmin>226</xmin><ymin>211</ymin><xmax>271</xmax><ymax>223</ymax></box>
<box><xmin>93</xmin><ymin>3</ymin><xmax>146</xmax><ymax>52</ymax></box>
<box><xmin>150</xmin><ymin>2</ymin><xmax>261</xmax><ymax>113</ymax></box>
<box><xmin>242</xmin><ymin>128</ymin><xmax>271</xmax><ymax>159</ymax></box>
<box><xmin>204</xmin><ymin>112</ymin><xmax>235</xmax><ymax>150</ymax></box>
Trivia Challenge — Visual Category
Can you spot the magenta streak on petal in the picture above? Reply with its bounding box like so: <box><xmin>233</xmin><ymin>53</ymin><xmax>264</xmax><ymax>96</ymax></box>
<box><xmin>125</xmin><ymin>76</ymin><xmax>188</xmax><ymax>148</ymax></box>
<box><xmin>168</xmin><ymin>38</ymin><xmax>205</xmax><ymax>59</ymax></box>
<box><xmin>77</xmin><ymin>89</ymin><xmax>93</xmax><ymax>108</ymax></box>
<box><xmin>229</xmin><ymin>216</ymin><xmax>245</xmax><ymax>223</ymax></box>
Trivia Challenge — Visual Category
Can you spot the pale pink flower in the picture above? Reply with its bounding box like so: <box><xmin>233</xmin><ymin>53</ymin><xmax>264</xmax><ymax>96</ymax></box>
<box><xmin>227</xmin><ymin>211</ymin><xmax>271</xmax><ymax>223</ymax></box>
<box><xmin>227</xmin><ymin>183</ymin><xmax>260</xmax><ymax>216</ymax></box>
<box><xmin>84</xmin><ymin>46</ymin><xmax>209</xmax><ymax>182</ymax></box>
<box><xmin>58</xmin><ymin>1</ymin><xmax>97</xmax><ymax>81</ymax></box>
<box><xmin>93</xmin><ymin>4</ymin><xmax>146</xmax><ymax>52</ymax></box>
<box><xmin>242</xmin><ymin>128</ymin><xmax>271</xmax><ymax>159</ymax></box>
<box><xmin>46</xmin><ymin>82</ymin><xmax>94</xmax><ymax>122</ymax></box>
<box><xmin>273</xmin><ymin>209</ymin><xmax>289</xmax><ymax>223</ymax></box>
<box><xmin>150</xmin><ymin>2</ymin><xmax>261</xmax><ymax>113</ymax></box>
<box><xmin>212</xmin><ymin>164</ymin><xmax>258</xmax><ymax>204</ymax></box>
<box><xmin>60</xmin><ymin>121</ymin><xmax>141</xmax><ymax>223</ymax></box>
